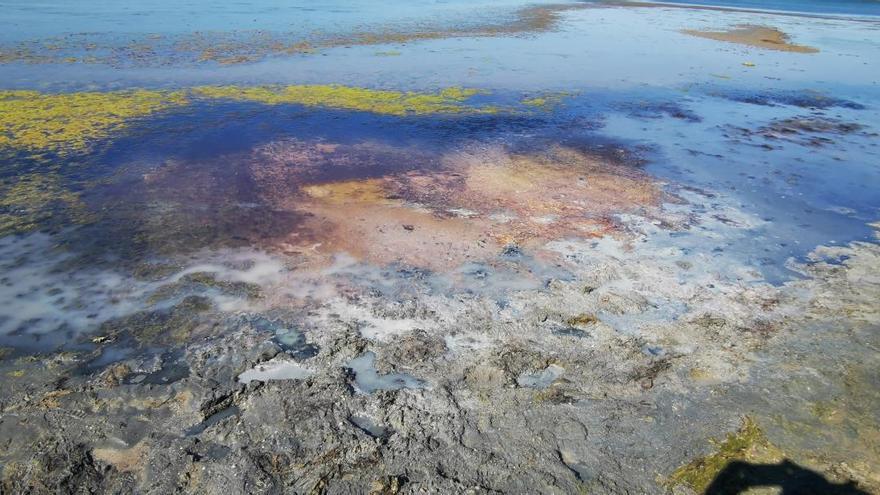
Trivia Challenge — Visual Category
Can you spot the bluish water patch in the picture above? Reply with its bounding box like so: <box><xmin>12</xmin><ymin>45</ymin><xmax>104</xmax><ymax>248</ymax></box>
<box><xmin>613</xmin><ymin>0</ymin><xmax>880</xmax><ymax>16</ymax></box>
<box><xmin>349</xmin><ymin>415</ymin><xmax>390</xmax><ymax>438</ymax></box>
<box><xmin>238</xmin><ymin>357</ymin><xmax>313</xmax><ymax>384</ymax></box>
<box><xmin>184</xmin><ymin>405</ymin><xmax>240</xmax><ymax>436</ymax></box>
<box><xmin>517</xmin><ymin>364</ymin><xmax>564</xmax><ymax>389</ymax></box>
<box><xmin>0</xmin><ymin>0</ymin><xmax>570</xmax><ymax>43</ymax></box>
<box><xmin>346</xmin><ymin>352</ymin><xmax>426</xmax><ymax>394</ymax></box>
<box><xmin>244</xmin><ymin>316</ymin><xmax>319</xmax><ymax>359</ymax></box>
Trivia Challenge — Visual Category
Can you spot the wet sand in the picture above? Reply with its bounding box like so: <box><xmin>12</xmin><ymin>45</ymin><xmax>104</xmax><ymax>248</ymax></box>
<box><xmin>682</xmin><ymin>24</ymin><xmax>819</xmax><ymax>52</ymax></box>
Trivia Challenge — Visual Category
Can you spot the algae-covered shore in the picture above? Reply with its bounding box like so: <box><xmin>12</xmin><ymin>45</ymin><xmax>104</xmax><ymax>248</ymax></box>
<box><xmin>1</xmin><ymin>0</ymin><xmax>879</xmax><ymax>493</ymax></box>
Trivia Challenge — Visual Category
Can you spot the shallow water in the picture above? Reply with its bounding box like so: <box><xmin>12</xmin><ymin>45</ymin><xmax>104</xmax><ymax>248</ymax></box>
<box><xmin>238</xmin><ymin>357</ymin><xmax>312</xmax><ymax>384</ymax></box>
<box><xmin>346</xmin><ymin>352</ymin><xmax>426</xmax><ymax>394</ymax></box>
<box><xmin>0</xmin><ymin>0</ymin><xmax>563</xmax><ymax>41</ymax></box>
<box><xmin>517</xmin><ymin>364</ymin><xmax>565</xmax><ymax>389</ymax></box>
<box><xmin>1</xmin><ymin>0</ymin><xmax>878</xmax><ymax>351</ymax></box>
<box><xmin>624</xmin><ymin>0</ymin><xmax>880</xmax><ymax>16</ymax></box>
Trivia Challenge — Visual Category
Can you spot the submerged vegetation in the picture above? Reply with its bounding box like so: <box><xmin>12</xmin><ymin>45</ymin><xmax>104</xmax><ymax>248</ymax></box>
<box><xmin>0</xmin><ymin>84</ymin><xmax>576</xmax><ymax>169</ymax></box>
<box><xmin>667</xmin><ymin>417</ymin><xmax>784</xmax><ymax>492</ymax></box>
<box><xmin>190</xmin><ymin>85</ymin><xmax>496</xmax><ymax>116</ymax></box>
<box><xmin>0</xmin><ymin>4</ymin><xmax>586</xmax><ymax>68</ymax></box>
<box><xmin>0</xmin><ymin>89</ymin><xmax>187</xmax><ymax>155</ymax></box>
<box><xmin>0</xmin><ymin>84</ymin><xmax>508</xmax><ymax>237</ymax></box>
<box><xmin>0</xmin><ymin>172</ymin><xmax>91</xmax><ymax>235</ymax></box>
<box><xmin>521</xmin><ymin>92</ymin><xmax>571</xmax><ymax>110</ymax></box>
<box><xmin>0</xmin><ymin>85</ymin><xmax>497</xmax><ymax>159</ymax></box>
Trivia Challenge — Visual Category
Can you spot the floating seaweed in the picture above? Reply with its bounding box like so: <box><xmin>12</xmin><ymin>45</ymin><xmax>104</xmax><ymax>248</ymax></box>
<box><xmin>190</xmin><ymin>85</ymin><xmax>497</xmax><ymax>116</ymax></box>
<box><xmin>0</xmin><ymin>89</ymin><xmax>187</xmax><ymax>155</ymax></box>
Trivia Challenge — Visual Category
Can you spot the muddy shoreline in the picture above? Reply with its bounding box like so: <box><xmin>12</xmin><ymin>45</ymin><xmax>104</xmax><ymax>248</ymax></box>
<box><xmin>1</xmin><ymin>208</ymin><xmax>878</xmax><ymax>493</ymax></box>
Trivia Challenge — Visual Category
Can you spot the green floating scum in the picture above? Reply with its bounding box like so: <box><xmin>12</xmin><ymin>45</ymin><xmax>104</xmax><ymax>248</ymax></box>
<box><xmin>189</xmin><ymin>85</ymin><xmax>498</xmax><ymax>116</ymax></box>
<box><xmin>0</xmin><ymin>85</ymin><xmax>507</xmax><ymax>156</ymax></box>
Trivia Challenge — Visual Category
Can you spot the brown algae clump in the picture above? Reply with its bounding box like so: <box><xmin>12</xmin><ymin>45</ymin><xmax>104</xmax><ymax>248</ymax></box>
<box><xmin>191</xmin><ymin>85</ymin><xmax>496</xmax><ymax>116</ymax></box>
<box><xmin>566</xmin><ymin>314</ymin><xmax>598</xmax><ymax>326</ymax></box>
<box><xmin>0</xmin><ymin>89</ymin><xmax>187</xmax><ymax>155</ymax></box>
<box><xmin>682</xmin><ymin>25</ymin><xmax>818</xmax><ymax>53</ymax></box>
<box><xmin>667</xmin><ymin>417</ymin><xmax>783</xmax><ymax>492</ymax></box>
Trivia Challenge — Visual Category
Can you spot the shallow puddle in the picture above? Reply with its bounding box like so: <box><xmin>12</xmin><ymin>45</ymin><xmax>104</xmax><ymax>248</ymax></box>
<box><xmin>346</xmin><ymin>352</ymin><xmax>426</xmax><ymax>394</ymax></box>
<box><xmin>237</xmin><ymin>357</ymin><xmax>313</xmax><ymax>384</ymax></box>
<box><xmin>517</xmin><ymin>364</ymin><xmax>565</xmax><ymax>389</ymax></box>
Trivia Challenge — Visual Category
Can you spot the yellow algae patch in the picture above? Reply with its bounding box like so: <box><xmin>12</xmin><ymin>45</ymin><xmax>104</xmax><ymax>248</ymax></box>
<box><xmin>0</xmin><ymin>84</ymin><xmax>503</xmax><ymax>157</ymax></box>
<box><xmin>0</xmin><ymin>89</ymin><xmax>187</xmax><ymax>155</ymax></box>
<box><xmin>301</xmin><ymin>179</ymin><xmax>398</xmax><ymax>206</ymax></box>
<box><xmin>688</xmin><ymin>367</ymin><xmax>713</xmax><ymax>381</ymax></box>
<box><xmin>667</xmin><ymin>417</ymin><xmax>784</xmax><ymax>492</ymax></box>
<box><xmin>683</xmin><ymin>25</ymin><xmax>818</xmax><ymax>53</ymax></box>
<box><xmin>0</xmin><ymin>172</ymin><xmax>92</xmax><ymax>235</ymax></box>
<box><xmin>521</xmin><ymin>92</ymin><xmax>572</xmax><ymax>111</ymax></box>
<box><xmin>191</xmin><ymin>85</ymin><xmax>495</xmax><ymax>116</ymax></box>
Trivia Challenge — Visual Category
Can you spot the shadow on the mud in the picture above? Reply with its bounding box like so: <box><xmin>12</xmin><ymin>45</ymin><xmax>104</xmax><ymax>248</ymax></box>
<box><xmin>705</xmin><ymin>460</ymin><xmax>869</xmax><ymax>495</ymax></box>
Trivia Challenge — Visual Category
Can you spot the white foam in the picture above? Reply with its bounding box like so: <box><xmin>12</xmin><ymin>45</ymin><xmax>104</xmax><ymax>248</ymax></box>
<box><xmin>322</xmin><ymin>300</ymin><xmax>431</xmax><ymax>341</ymax></box>
<box><xmin>0</xmin><ymin>233</ymin><xmax>292</xmax><ymax>346</ymax></box>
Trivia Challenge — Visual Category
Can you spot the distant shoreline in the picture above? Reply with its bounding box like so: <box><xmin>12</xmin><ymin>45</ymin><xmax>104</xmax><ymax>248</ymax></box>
<box><xmin>596</xmin><ymin>0</ymin><xmax>880</xmax><ymax>21</ymax></box>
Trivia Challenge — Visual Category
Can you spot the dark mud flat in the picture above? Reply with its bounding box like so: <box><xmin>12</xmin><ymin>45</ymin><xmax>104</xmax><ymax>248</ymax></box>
<box><xmin>2</xmin><ymin>0</ymin><xmax>880</xmax><ymax>493</ymax></box>
<box><xmin>1</xmin><ymin>215</ymin><xmax>878</xmax><ymax>494</ymax></box>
